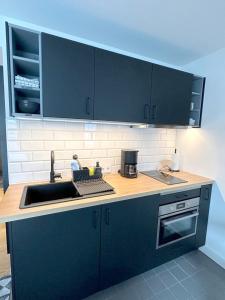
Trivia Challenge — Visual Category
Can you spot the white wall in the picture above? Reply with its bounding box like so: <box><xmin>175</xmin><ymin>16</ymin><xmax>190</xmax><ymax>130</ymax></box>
<box><xmin>0</xmin><ymin>48</ymin><xmax>3</xmax><ymax>65</ymax></box>
<box><xmin>177</xmin><ymin>47</ymin><xmax>225</xmax><ymax>268</ymax></box>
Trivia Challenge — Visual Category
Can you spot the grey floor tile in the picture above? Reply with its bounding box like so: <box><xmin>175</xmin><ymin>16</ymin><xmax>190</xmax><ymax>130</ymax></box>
<box><xmin>153</xmin><ymin>264</ymin><xmax>167</xmax><ymax>275</ymax></box>
<box><xmin>170</xmin><ymin>265</ymin><xmax>189</xmax><ymax>281</ymax></box>
<box><xmin>176</xmin><ymin>257</ymin><xmax>197</xmax><ymax>275</ymax></box>
<box><xmin>164</xmin><ymin>260</ymin><xmax>177</xmax><ymax>270</ymax></box>
<box><xmin>135</xmin><ymin>280</ymin><xmax>155</xmax><ymax>300</ymax></box>
<box><xmin>157</xmin><ymin>270</ymin><xmax>178</xmax><ymax>288</ymax></box>
<box><xmin>180</xmin><ymin>276</ymin><xmax>205</xmax><ymax>298</ymax></box>
<box><xmin>183</xmin><ymin>251</ymin><xmax>206</xmax><ymax>269</ymax></box>
<box><xmin>154</xmin><ymin>289</ymin><xmax>176</xmax><ymax>300</ymax></box>
<box><xmin>145</xmin><ymin>274</ymin><xmax>166</xmax><ymax>295</ymax></box>
<box><xmin>110</xmin><ymin>281</ymin><xmax>140</xmax><ymax>300</ymax></box>
<box><xmin>170</xmin><ymin>283</ymin><xmax>193</xmax><ymax>300</ymax></box>
<box><xmin>142</xmin><ymin>269</ymin><xmax>156</xmax><ymax>281</ymax></box>
<box><xmin>195</xmin><ymin>288</ymin><xmax>225</xmax><ymax>300</ymax></box>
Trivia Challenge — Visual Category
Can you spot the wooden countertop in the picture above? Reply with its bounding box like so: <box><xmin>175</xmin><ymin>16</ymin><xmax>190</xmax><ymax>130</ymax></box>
<box><xmin>0</xmin><ymin>172</ymin><xmax>213</xmax><ymax>223</ymax></box>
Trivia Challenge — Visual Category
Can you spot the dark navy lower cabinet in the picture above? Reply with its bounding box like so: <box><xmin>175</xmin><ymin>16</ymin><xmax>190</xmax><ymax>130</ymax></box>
<box><xmin>9</xmin><ymin>207</ymin><xmax>101</xmax><ymax>300</ymax></box>
<box><xmin>8</xmin><ymin>187</ymin><xmax>212</xmax><ymax>299</ymax></box>
<box><xmin>100</xmin><ymin>195</ymin><xmax>159</xmax><ymax>289</ymax></box>
<box><xmin>196</xmin><ymin>184</ymin><xmax>212</xmax><ymax>247</ymax></box>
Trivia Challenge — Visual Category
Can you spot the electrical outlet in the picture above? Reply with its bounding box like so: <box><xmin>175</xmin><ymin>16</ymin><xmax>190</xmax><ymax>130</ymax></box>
<box><xmin>104</xmin><ymin>166</ymin><xmax>112</xmax><ymax>173</ymax></box>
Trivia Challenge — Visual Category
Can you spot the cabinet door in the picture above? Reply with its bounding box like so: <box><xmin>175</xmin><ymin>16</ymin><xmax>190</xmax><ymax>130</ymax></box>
<box><xmin>196</xmin><ymin>184</ymin><xmax>212</xmax><ymax>247</ymax></box>
<box><xmin>150</xmin><ymin>64</ymin><xmax>193</xmax><ymax>125</ymax></box>
<box><xmin>9</xmin><ymin>207</ymin><xmax>101</xmax><ymax>300</ymax></box>
<box><xmin>95</xmin><ymin>49</ymin><xmax>152</xmax><ymax>123</ymax></box>
<box><xmin>100</xmin><ymin>195</ymin><xmax>159</xmax><ymax>289</ymax></box>
<box><xmin>42</xmin><ymin>33</ymin><xmax>94</xmax><ymax>119</ymax></box>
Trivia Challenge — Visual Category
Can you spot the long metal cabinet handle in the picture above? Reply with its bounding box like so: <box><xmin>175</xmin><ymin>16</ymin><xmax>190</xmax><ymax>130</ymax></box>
<box><xmin>144</xmin><ymin>104</ymin><xmax>149</xmax><ymax>120</ymax></box>
<box><xmin>162</xmin><ymin>212</ymin><xmax>199</xmax><ymax>226</ymax></box>
<box><xmin>151</xmin><ymin>104</ymin><xmax>157</xmax><ymax>120</ymax></box>
<box><xmin>92</xmin><ymin>210</ymin><xmax>98</xmax><ymax>229</ymax></box>
<box><xmin>205</xmin><ymin>188</ymin><xmax>209</xmax><ymax>200</ymax></box>
<box><xmin>86</xmin><ymin>97</ymin><xmax>91</xmax><ymax>115</ymax></box>
<box><xmin>105</xmin><ymin>208</ymin><xmax>110</xmax><ymax>225</ymax></box>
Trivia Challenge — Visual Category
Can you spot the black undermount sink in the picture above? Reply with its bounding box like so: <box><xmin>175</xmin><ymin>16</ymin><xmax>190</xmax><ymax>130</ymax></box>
<box><xmin>20</xmin><ymin>181</ymin><xmax>82</xmax><ymax>208</ymax></box>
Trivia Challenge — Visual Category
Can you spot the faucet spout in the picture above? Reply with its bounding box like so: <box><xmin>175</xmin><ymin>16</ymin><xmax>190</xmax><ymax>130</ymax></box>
<box><xmin>50</xmin><ymin>151</ymin><xmax>62</xmax><ymax>183</ymax></box>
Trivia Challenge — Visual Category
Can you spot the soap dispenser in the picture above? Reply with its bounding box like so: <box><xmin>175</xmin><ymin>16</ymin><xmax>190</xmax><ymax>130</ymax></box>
<box><xmin>95</xmin><ymin>161</ymin><xmax>102</xmax><ymax>177</ymax></box>
<box><xmin>71</xmin><ymin>154</ymin><xmax>82</xmax><ymax>171</ymax></box>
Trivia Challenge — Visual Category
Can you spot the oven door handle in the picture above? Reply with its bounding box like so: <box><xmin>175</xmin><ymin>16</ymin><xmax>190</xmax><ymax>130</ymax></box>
<box><xmin>161</xmin><ymin>212</ymin><xmax>199</xmax><ymax>226</ymax></box>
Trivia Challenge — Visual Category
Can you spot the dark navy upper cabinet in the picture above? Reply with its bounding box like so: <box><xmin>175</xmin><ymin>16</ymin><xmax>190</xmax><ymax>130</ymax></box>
<box><xmin>42</xmin><ymin>33</ymin><xmax>94</xmax><ymax>120</ymax></box>
<box><xmin>100</xmin><ymin>194</ymin><xmax>159</xmax><ymax>289</ymax></box>
<box><xmin>9</xmin><ymin>207</ymin><xmax>101</xmax><ymax>300</ymax></box>
<box><xmin>150</xmin><ymin>64</ymin><xmax>193</xmax><ymax>125</ymax></box>
<box><xmin>94</xmin><ymin>49</ymin><xmax>152</xmax><ymax>123</ymax></box>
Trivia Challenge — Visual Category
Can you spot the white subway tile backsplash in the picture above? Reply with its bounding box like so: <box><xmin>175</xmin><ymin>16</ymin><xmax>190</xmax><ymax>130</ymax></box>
<box><xmin>6</xmin><ymin>119</ymin><xmax>177</xmax><ymax>184</ymax></box>
<box><xmin>8</xmin><ymin>163</ymin><xmax>22</xmax><ymax>173</ymax></box>
<box><xmin>54</xmin><ymin>150</ymin><xmax>74</xmax><ymax>160</ymax></box>
<box><xmin>8</xmin><ymin>152</ymin><xmax>32</xmax><ymax>162</ymax></box>
<box><xmin>7</xmin><ymin>141</ymin><xmax>20</xmax><ymax>151</ymax></box>
<box><xmin>54</xmin><ymin>131</ymin><xmax>74</xmax><ymax>140</ymax></box>
<box><xmin>20</xmin><ymin>120</ymin><xmax>43</xmax><ymax>129</ymax></box>
<box><xmin>65</xmin><ymin>141</ymin><xmax>84</xmax><ymax>150</ymax></box>
<box><xmin>33</xmin><ymin>171</ymin><xmax>50</xmax><ymax>181</ymax></box>
<box><xmin>7</xmin><ymin>119</ymin><xmax>19</xmax><ymax>129</ymax></box>
<box><xmin>33</xmin><ymin>151</ymin><xmax>51</xmax><ymax>161</ymax></box>
<box><xmin>43</xmin><ymin>120</ymin><xmax>66</xmax><ymax>130</ymax></box>
<box><xmin>9</xmin><ymin>172</ymin><xmax>33</xmax><ymax>184</ymax></box>
<box><xmin>21</xmin><ymin>141</ymin><xmax>44</xmax><ymax>151</ymax></box>
<box><xmin>21</xmin><ymin>161</ymin><xmax>45</xmax><ymax>172</ymax></box>
<box><xmin>32</xmin><ymin>130</ymin><xmax>54</xmax><ymax>140</ymax></box>
<box><xmin>44</xmin><ymin>141</ymin><xmax>65</xmax><ymax>150</ymax></box>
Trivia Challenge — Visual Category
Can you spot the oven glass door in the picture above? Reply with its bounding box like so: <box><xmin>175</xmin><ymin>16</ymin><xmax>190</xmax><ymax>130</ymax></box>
<box><xmin>157</xmin><ymin>208</ymin><xmax>199</xmax><ymax>248</ymax></box>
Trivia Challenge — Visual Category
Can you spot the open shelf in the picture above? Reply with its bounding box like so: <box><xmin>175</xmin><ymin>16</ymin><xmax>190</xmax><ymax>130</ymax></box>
<box><xmin>11</xmin><ymin>26</ymin><xmax>39</xmax><ymax>58</ymax></box>
<box><xmin>14</xmin><ymin>85</ymin><xmax>40</xmax><ymax>92</ymax></box>
<box><xmin>13</xmin><ymin>55</ymin><xmax>39</xmax><ymax>64</ymax></box>
<box><xmin>14</xmin><ymin>86</ymin><xmax>40</xmax><ymax>98</ymax></box>
<box><xmin>189</xmin><ymin>75</ymin><xmax>205</xmax><ymax>127</ymax></box>
<box><xmin>8</xmin><ymin>24</ymin><xmax>42</xmax><ymax>117</ymax></box>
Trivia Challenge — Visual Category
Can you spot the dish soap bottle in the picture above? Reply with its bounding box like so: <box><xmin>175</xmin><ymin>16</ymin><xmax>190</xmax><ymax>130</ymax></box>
<box><xmin>95</xmin><ymin>161</ymin><xmax>102</xmax><ymax>177</ymax></box>
<box><xmin>171</xmin><ymin>148</ymin><xmax>180</xmax><ymax>172</ymax></box>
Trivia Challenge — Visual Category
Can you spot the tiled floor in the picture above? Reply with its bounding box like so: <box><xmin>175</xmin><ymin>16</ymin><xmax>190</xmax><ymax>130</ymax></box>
<box><xmin>0</xmin><ymin>276</ymin><xmax>11</xmax><ymax>300</ymax></box>
<box><xmin>1</xmin><ymin>250</ymin><xmax>225</xmax><ymax>300</ymax></box>
<box><xmin>85</xmin><ymin>250</ymin><xmax>225</xmax><ymax>300</ymax></box>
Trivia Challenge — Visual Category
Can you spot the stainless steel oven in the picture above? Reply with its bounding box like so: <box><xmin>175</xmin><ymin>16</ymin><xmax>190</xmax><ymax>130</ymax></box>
<box><xmin>156</xmin><ymin>197</ymin><xmax>200</xmax><ymax>249</ymax></box>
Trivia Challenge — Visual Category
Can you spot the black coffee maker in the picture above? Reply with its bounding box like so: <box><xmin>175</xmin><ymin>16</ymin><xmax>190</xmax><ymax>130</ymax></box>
<box><xmin>120</xmin><ymin>150</ymin><xmax>138</xmax><ymax>178</ymax></box>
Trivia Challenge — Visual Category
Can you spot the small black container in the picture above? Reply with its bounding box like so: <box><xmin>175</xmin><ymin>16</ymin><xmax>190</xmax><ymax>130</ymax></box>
<box><xmin>17</xmin><ymin>99</ymin><xmax>40</xmax><ymax>114</ymax></box>
<box><xmin>72</xmin><ymin>168</ymin><xmax>102</xmax><ymax>182</ymax></box>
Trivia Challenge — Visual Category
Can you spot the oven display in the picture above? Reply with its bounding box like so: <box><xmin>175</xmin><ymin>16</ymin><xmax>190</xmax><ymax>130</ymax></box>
<box><xmin>176</xmin><ymin>203</ymin><xmax>185</xmax><ymax>210</ymax></box>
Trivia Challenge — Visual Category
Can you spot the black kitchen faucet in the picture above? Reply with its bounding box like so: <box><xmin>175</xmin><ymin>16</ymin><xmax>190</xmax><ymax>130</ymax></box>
<box><xmin>50</xmin><ymin>150</ymin><xmax>62</xmax><ymax>183</ymax></box>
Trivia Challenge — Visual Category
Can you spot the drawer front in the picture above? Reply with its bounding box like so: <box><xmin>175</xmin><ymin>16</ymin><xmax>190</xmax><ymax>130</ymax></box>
<box><xmin>160</xmin><ymin>188</ymin><xmax>201</xmax><ymax>205</ymax></box>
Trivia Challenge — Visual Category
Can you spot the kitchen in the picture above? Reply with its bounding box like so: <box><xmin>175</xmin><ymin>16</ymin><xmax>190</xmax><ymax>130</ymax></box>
<box><xmin>0</xmin><ymin>1</ymin><xmax>225</xmax><ymax>300</ymax></box>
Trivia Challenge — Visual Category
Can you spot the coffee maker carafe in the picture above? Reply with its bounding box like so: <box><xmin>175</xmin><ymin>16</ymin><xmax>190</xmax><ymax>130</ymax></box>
<box><xmin>120</xmin><ymin>150</ymin><xmax>138</xmax><ymax>178</ymax></box>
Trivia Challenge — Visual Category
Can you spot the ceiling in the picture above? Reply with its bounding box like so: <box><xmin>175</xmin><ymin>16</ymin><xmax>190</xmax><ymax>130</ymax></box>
<box><xmin>1</xmin><ymin>0</ymin><xmax>225</xmax><ymax>66</ymax></box>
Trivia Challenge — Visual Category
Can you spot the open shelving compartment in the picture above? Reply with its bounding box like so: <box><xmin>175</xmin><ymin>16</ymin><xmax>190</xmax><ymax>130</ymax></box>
<box><xmin>7</xmin><ymin>24</ymin><xmax>43</xmax><ymax>117</ymax></box>
<box><xmin>189</xmin><ymin>75</ymin><xmax>205</xmax><ymax>128</ymax></box>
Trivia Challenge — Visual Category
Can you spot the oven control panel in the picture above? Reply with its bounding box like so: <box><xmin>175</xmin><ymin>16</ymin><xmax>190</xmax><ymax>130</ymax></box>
<box><xmin>159</xmin><ymin>197</ymin><xmax>200</xmax><ymax>216</ymax></box>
